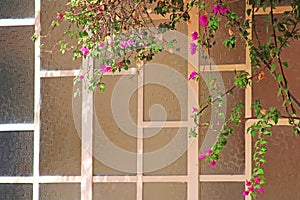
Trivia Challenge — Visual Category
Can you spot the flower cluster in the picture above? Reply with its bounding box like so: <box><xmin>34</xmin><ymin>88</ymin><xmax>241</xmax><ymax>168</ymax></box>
<box><xmin>198</xmin><ymin>149</ymin><xmax>217</xmax><ymax>168</ymax></box>
<box><xmin>242</xmin><ymin>177</ymin><xmax>264</xmax><ymax>197</ymax></box>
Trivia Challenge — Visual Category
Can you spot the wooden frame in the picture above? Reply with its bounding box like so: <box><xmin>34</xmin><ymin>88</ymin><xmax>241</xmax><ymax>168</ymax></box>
<box><xmin>0</xmin><ymin>1</ymin><xmax>293</xmax><ymax>199</ymax></box>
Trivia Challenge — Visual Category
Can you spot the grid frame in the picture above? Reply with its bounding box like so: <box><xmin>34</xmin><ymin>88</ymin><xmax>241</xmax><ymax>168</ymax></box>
<box><xmin>0</xmin><ymin>0</ymin><xmax>295</xmax><ymax>200</ymax></box>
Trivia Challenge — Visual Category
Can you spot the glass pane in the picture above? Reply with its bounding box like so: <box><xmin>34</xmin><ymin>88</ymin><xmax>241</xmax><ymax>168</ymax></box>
<box><xmin>144</xmin><ymin>52</ymin><xmax>188</xmax><ymax>121</ymax></box>
<box><xmin>40</xmin><ymin>78</ymin><xmax>81</xmax><ymax>175</ymax></box>
<box><xmin>40</xmin><ymin>184</ymin><xmax>80</xmax><ymax>200</ymax></box>
<box><xmin>200</xmin><ymin>182</ymin><xmax>244</xmax><ymax>200</ymax></box>
<box><xmin>0</xmin><ymin>184</ymin><xmax>32</xmax><ymax>200</ymax></box>
<box><xmin>144</xmin><ymin>20</ymin><xmax>188</xmax><ymax>121</ymax></box>
<box><xmin>93</xmin><ymin>183</ymin><xmax>136</xmax><ymax>200</ymax></box>
<box><xmin>0</xmin><ymin>131</ymin><xmax>33</xmax><ymax>176</ymax></box>
<box><xmin>0</xmin><ymin>0</ymin><xmax>34</xmax><ymax>19</ymax></box>
<box><xmin>93</xmin><ymin>75</ymin><xmax>137</xmax><ymax>175</ymax></box>
<box><xmin>204</xmin><ymin>0</ymin><xmax>246</xmax><ymax>64</ymax></box>
<box><xmin>199</xmin><ymin>72</ymin><xmax>245</xmax><ymax>174</ymax></box>
<box><xmin>253</xmin><ymin>15</ymin><xmax>300</xmax><ymax>115</ymax></box>
<box><xmin>253</xmin><ymin>126</ymin><xmax>300</xmax><ymax>199</ymax></box>
<box><xmin>0</xmin><ymin>26</ymin><xmax>34</xmax><ymax>124</ymax></box>
<box><xmin>41</xmin><ymin>0</ymin><xmax>81</xmax><ymax>70</ymax></box>
<box><xmin>143</xmin><ymin>183</ymin><xmax>187</xmax><ymax>200</ymax></box>
<box><xmin>143</xmin><ymin>128</ymin><xmax>187</xmax><ymax>175</ymax></box>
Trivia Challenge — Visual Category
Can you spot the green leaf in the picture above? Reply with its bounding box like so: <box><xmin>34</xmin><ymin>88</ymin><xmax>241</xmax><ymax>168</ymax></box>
<box><xmin>270</xmin><ymin>63</ymin><xmax>276</xmax><ymax>73</ymax></box>
<box><xmin>99</xmin><ymin>83</ymin><xmax>105</xmax><ymax>92</ymax></box>
<box><xmin>257</xmin><ymin>169</ymin><xmax>265</xmax><ymax>175</ymax></box>
<box><xmin>264</xmin><ymin>130</ymin><xmax>271</xmax><ymax>135</ymax></box>
<box><xmin>282</xmin><ymin>61</ymin><xmax>289</xmax><ymax>68</ymax></box>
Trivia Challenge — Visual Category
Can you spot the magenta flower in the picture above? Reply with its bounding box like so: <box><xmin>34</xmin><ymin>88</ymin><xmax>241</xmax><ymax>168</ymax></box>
<box><xmin>242</xmin><ymin>190</ymin><xmax>249</xmax><ymax>196</ymax></box>
<box><xmin>192</xmin><ymin>106</ymin><xmax>198</xmax><ymax>113</ymax></box>
<box><xmin>190</xmin><ymin>43</ymin><xmax>197</xmax><ymax>55</ymax></box>
<box><xmin>80</xmin><ymin>47</ymin><xmax>89</xmax><ymax>56</ymax></box>
<box><xmin>191</xmin><ymin>31</ymin><xmax>198</xmax><ymax>41</ymax></box>
<box><xmin>209</xmin><ymin>160</ymin><xmax>217</xmax><ymax>168</ymax></box>
<box><xmin>78</xmin><ymin>75</ymin><xmax>84</xmax><ymax>80</ymax></box>
<box><xmin>245</xmin><ymin>180</ymin><xmax>252</xmax><ymax>187</ymax></box>
<box><xmin>189</xmin><ymin>71</ymin><xmax>197</xmax><ymax>80</ymax></box>
<box><xmin>101</xmin><ymin>65</ymin><xmax>112</xmax><ymax>73</ymax></box>
<box><xmin>219</xmin><ymin>6</ymin><xmax>229</xmax><ymax>14</ymax></box>
<box><xmin>199</xmin><ymin>15</ymin><xmax>208</xmax><ymax>27</ymax></box>
<box><xmin>117</xmin><ymin>61</ymin><xmax>124</xmax><ymax>67</ymax></box>
<box><xmin>257</xmin><ymin>188</ymin><xmax>264</xmax><ymax>195</ymax></box>
<box><xmin>198</xmin><ymin>154</ymin><xmax>206</xmax><ymax>160</ymax></box>
<box><xmin>127</xmin><ymin>39</ymin><xmax>135</xmax><ymax>46</ymax></box>
<box><xmin>205</xmin><ymin>148</ymin><xmax>213</xmax><ymax>155</ymax></box>
<box><xmin>213</xmin><ymin>5</ymin><xmax>219</xmax><ymax>15</ymax></box>
<box><xmin>212</xmin><ymin>5</ymin><xmax>228</xmax><ymax>15</ymax></box>
<box><xmin>248</xmin><ymin>187</ymin><xmax>254</xmax><ymax>193</ymax></box>
<box><xmin>56</xmin><ymin>13</ymin><xmax>64</xmax><ymax>20</ymax></box>
<box><xmin>254</xmin><ymin>177</ymin><xmax>261</xmax><ymax>184</ymax></box>
<box><xmin>99</xmin><ymin>42</ymin><xmax>105</xmax><ymax>48</ymax></box>
<box><xmin>120</xmin><ymin>40</ymin><xmax>128</xmax><ymax>49</ymax></box>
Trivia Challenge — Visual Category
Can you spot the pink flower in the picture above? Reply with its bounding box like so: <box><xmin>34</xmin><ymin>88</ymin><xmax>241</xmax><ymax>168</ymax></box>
<box><xmin>245</xmin><ymin>180</ymin><xmax>252</xmax><ymax>187</ymax></box>
<box><xmin>242</xmin><ymin>190</ymin><xmax>249</xmax><ymax>196</ymax></box>
<box><xmin>198</xmin><ymin>154</ymin><xmax>206</xmax><ymax>160</ymax></box>
<box><xmin>192</xmin><ymin>106</ymin><xmax>198</xmax><ymax>113</ymax></box>
<box><xmin>212</xmin><ymin>5</ymin><xmax>228</xmax><ymax>15</ymax></box>
<box><xmin>213</xmin><ymin>5</ymin><xmax>219</xmax><ymax>15</ymax></box>
<box><xmin>78</xmin><ymin>75</ymin><xmax>84</xmax><ymax>80</ymax></box>
<box><xmin>99</xmin><ymin>42</ymin><xmax>105</xmax><ymax>48</ymax></box>
<box><xmin>199</xmin><ymin>15</ymin><xmax>208</xmax><ymax>27</ymax></box>
<box><xmin>219</xmin><ymin>6</ymin><xmax>229</xmax><ymax>15</ymax></box>
<box><xmin>101</xmin><ymin>65</ymin><xmax>112</xmax><ymax>73</ymax></box>
<box><xmin>127</xmin><ymin>39</ymin><xmax>135</xmax><ymax>46</ymax></box>
<box><xmin>190</xmin><ymin>43</ymin><xmax>197</xmax><ymax>55</ymax></box>
<box><xmin>120</xmin><ymin>40</ymin><xmax>128</xmax><ymax>49</ymax></box>
<box><xmin>248</xmin><ymin>187</ymin><xmax>254</xmax><ymax>192</ymax></box>
<box><xmin>257</xmin><ymin>188</ymin><xmax>264</xmax><ymax>195</ymax></box>
<box><xmin>209</xmin><ymin>160</ymin><xmax>217</xmax><ymax>168</ymax></box>
<box><xmin>189</xmin><ymin>71</ymin><xmax>197</xmax><ymax>80</ymax></box>
<box><xmin>254</xmin><ymin>177</ymin><xmax>261</xmax><ymax>184</ymax></box>
<box><xmin>117</xmin><ymin>61</ymin><xmax>124</xmax><ymax>67</ymax></box>
<box><xmin>80</xmin><ymin>47</ymin><xmax>89</xmax><ymax>56</ymax></box>
<box><xmin>191</xmin><ymin>31</ymin><xmax>198</xmax><ymax>41</ymax></box>
<box><xmin>56</xmin><ymin>13</ymin><xmax>64</xmax><ymax>20</ymax></box>
<box><xmin>205</xmin><ymin>148</ymin><xmax>213</xmax><ymax>155</ymax></box>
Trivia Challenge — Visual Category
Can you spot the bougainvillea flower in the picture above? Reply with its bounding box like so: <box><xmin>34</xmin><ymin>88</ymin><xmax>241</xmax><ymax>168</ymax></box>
<box><xmin>101</xmin><ymin>65</ymin><xmax>112</xmax><ymax>73</ymax></box>
<box><xmin>254</xmin><ymin>177</ymin><xmax>261</xmax><ymax>184</ymax></box>
<box><xmin>190</xmin><ymin>43</ymin><xmax>197</xmax><ymax>55</ymax></box>
<box><xmin>78</xmin><ymin>75</ymin><xmax>84</xmax><ymax>80</ymax></box>
<box><xmin>209</xmin><ymin>160</ymin><xmax>217</xmax><ymax>168</ymax></box>
<box><xmin>99</xmin><ymin>42</ymin><xmax>105</xmax><ymax>48</ymax></box>
<box><xmin>120</xmin><ymin>40</ymin><xmax>128</xmax><ymax>48</ymax></box>
<box><xmin>257</xmin><ymin>188</ymin><xmax>264</xmax><ymax>195</ymax></box>
<box><xmin>80</xmin><ymin>47</ymin><xmax>89</xmax><ymax>56</ymax></box>
<box><xmin>192</xmin><ymin>106</ymin><xmax>198</xmax><ymax>113</ymax></box>
<box><xmin>242</xmin><ymin>190</ymin><xmax>249</xmax><ymax>196</ymax></box>
<box><xmin>198</xmin><ymin>154</ymin><xmax>206</xmax><ymax>160</ymax></box>
<box><xmin>191</xmin><ymin>31</ymin><xmax>198</xmax><ymax>41</ymax></box>
<box><xmin>205</xmin><ymin>148</ymin><xmax>213</xmax><ymax>155</ymax></box>
<box><xmin>127</xmin><ymin>39</ymin><xmax>135</xmax><ymax>46</ymax></box>
<box><xmin>189</xmin><ymin>71</ymin><xmax>197</xmax><ymax>80</ymax></box>
<box><xmin>199</xmin><ymin>15</ymin><xmax>208</xmax><ymax>27</ymax></box>
<box><xmin>245</xmin><ymin>180</ymin><xmax>252</xmax><ymax>187</ymax></box>
<box><xmin>248</xmin><ymin>187</ymin><xmax>254</xmax><ymax>192</ymax></box>
<box><xmin>117</xmin><ymin>61</ymin><xmax>124</xmax><ymax>67</ymax></box>
<box><xmin>56</xmin><ymin>13</ymin><xmax>64</xmax><ymax>19</ymax></box>
<box><xmin>213</xmin><ymin>5</ymin><xmax>229</xmax><ymax>15</ymax></box>
<box><xmin>219</xmin><ymin>6</ymin><xmax>229</xmax><ymax>14</ymax></box>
